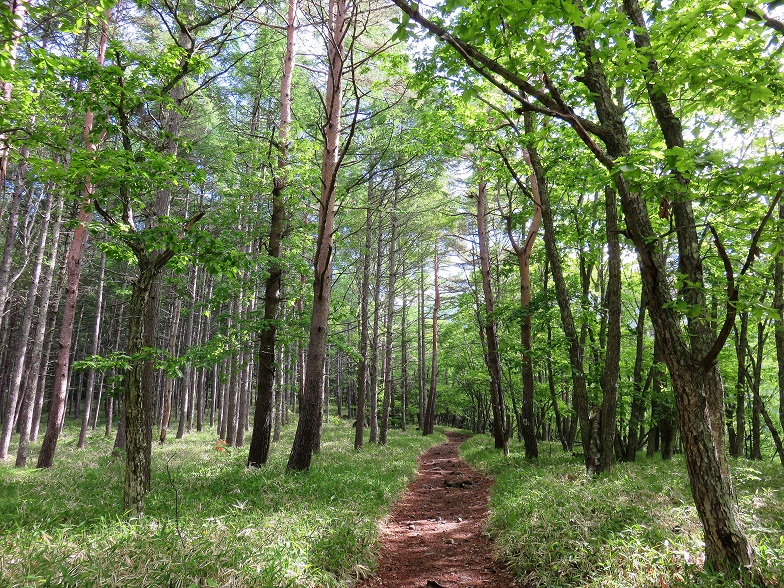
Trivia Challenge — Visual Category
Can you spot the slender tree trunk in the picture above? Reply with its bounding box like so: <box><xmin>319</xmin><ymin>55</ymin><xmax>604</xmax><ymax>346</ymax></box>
<box><xmin>422</xmin><ymin>247</ymin><xmax>439</xmax><ymax>436</ymax></box>
<box><xmin>774</xmin><ymin>203</ymin><xmax>784</xmax><ymax>444</ymax></box>
<box><xmin>15</xmin><ymin>194</ymin><xmax>64</xmax><ymax>466</ymax></box>
<box><xmin>502</xmin><ymin>141</ymin><xmax>543</xmax><ymax>458</ymax></box>
<box><xmin>625</xmin><ymin>288</ymin><xmax>648</xmax><ymax>461</ymax></box>
<box><xmin>475</xmin><ymin>180</ymin><xmax>508</xmax><ymax>452</ymax></box>
<box><xmin>248</xmin><ymin>0</ymin><xmax>297</xmax><ymax>466</ymax></box>
<box><xmin>599</xmin><ymin>185</ymin><xmax>622</xmax><ymax>473</ymax></box>
<box><xmin>287</xmin><ymin>0</ymin><xmax>347</xmax><ymax>471</ymax></box>
<box><xmin>158</xmin><ymin>299</ymin><xmax>182</xmax><ymax>443</ymax></box>
<box><xmin>77</xmin><ymin>251</ymin><xmax>105</xmax><ymax>449</ymax></box>
<box><xmin>176</xmin><ymin>266</ymin><xmax>198</xmax><ymax>439</ymax></box>
<box><xmin>732</xmin><ymin>313</ymin><xmax>749</xmax><ymax>458</ymax></box>
<box><xmin>369</xmin><ymin>212</ymin><xmax>383</xmax><ymax>443</ymax></box>
<box><xmin>0</xmin><ymin>0</ymin><xmax>28</xmax><ymax>337</ymax></box>
<box><xmin>400</xmin><ymin>293</ymin><xmax>408</xmax><ymax>432</ymax></box>
<box><xmin>380</xmin><ymin>190</ymin><xmax>399</xmax><ymax>445</ymax></box>
<box><xmin>417</xmin><ymin>261</ymin><xmax>425</xmax><ymax>428</ymax></box>
<box><xmin>0</xmin><ymin>169</ymin><xmax>49</xmax><ymax>460</ymax></box>
<box><xmin>354</xmin><ymin>205</ymin><xmax>372</xmax><ymax>450</ymax></box>
<box><xmin>526</xmin><ymin>140</ymin><xmax>594</xmax><ymax>470</ymax></box>
<box><xmin>36</xmin><ymin>14</ymin><xmax>110</xmax><ymax>468</ymax></box>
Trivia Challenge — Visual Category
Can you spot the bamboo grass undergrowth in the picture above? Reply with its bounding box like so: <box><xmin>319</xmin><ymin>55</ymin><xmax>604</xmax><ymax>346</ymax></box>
<box><xmin>0</xmin><ymin>418</ymin><xmax>445</xmax><ymax>587</ymax></box>
<box><xmin>461</xmin><ymin>435</ymin><xmax>784</xmax><ymax>588</ymax></box>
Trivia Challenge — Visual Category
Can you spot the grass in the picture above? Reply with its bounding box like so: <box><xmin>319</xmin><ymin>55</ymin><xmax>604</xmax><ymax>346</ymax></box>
<box><xmin>460</xmin><ymin>436</ymin><xmax>784</xmax><ymax>588</ymax></box>
<box><xmin>0</xmin><ymin>418</ymin><xmax>445</xmax><ymax>587</ymax></box>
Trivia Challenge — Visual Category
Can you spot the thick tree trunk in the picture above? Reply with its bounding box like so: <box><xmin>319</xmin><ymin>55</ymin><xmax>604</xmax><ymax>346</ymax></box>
<box><xmin>287</xmin><ymin>0</ymin><xmax>347</xmax><ymax>471</ymax></box>
<box><xmin>124</xmin><ymin>267</ymin><xmax>156</xmax><ymax>516</ymax></box>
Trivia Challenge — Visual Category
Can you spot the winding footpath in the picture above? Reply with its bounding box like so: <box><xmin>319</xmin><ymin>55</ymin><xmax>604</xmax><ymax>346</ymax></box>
<box><xmin>357</xmin><ymin>431</ymin><xmax>519</xmax><ymax>588</ymax></box>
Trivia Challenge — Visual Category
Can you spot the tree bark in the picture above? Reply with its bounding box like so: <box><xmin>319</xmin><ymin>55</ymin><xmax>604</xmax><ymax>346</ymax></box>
<box><xmin>775</xmin><ymin>203</ymin><xmax>784</xmax><ymax>444</ymax></box>
<box><xmin>15</xmin><ymin>194</ymin><xmax>64</xmax><ymax>466</ymax></box>
<box><xmin>354</xmin><ymin>204</ymin><xmax>372</xmax><ymax>450</ymax></box>
<box><xmin>36</xmin><ymin>14</ymin><xmax>110</xmax><ymax>468</ymax></box>
<box><xmin>287</xmin><ymin>0</ymin><xmax>347</xmax><ymax>470</ymax></box>
<box><xmin>625</xmin><ymin>288</ymin><xmax>648</xmax><ymax>461</ymax></box>
<box><xmin>475</xmin><ymin>180</ymin><xmax>508</xmax><ymax>452</ymax></box>
<box><xmin>502</xmin><ymin>139</ymin><xmax>542</xmax><ymax>458</ymax></box>
<box><xmin>422</xmin><ymin>247</ymin><xmax>439</xmax><ymax>436</ymax></box>
<box><xmin>247</xmin><ymin>0</ymin><xmax>297</xmax><ymax>469</ymax></box>
<box><xmin>380</xmin><ymin>188</ymin><xmax>399</xmax><ymax>445</ymax></box>
<box><xmin>77</xmin><ymin>251</ymin><xmax>106</xmax><ymax>449</ymax></box>
<box><xmin>599</xmin><ymin>185</ymin><xmax>622</xmax><ymax>473</ymax></box>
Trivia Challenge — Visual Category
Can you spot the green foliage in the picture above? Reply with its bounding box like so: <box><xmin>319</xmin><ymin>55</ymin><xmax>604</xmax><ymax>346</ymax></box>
<box><xmin>0</xmin><ymin>420</ymin><xmax>446</xmax><ymax>587</ymax></box>
<box><xmin>461</xmin><ymin>436</ymin><xmax>784</xmax><ymax>587</ymax></box>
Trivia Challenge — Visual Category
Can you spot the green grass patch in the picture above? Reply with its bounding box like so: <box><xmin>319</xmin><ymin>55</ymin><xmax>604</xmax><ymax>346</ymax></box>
<box><xmin>0</xmin><ymin>419</ymin><xmax>445</xmax><ymax>587</ymax></box>
<box><xmin>461</xmin><ymin>437</ymin><xmax>784</xmax><ymax>588</ymax></box>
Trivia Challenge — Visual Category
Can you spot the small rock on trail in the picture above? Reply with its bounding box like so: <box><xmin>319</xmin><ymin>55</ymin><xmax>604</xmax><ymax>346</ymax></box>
<box><xmin>356</xmin><ymin>431</ymin><xmax>519</xmax><ymax>588</ymax></box>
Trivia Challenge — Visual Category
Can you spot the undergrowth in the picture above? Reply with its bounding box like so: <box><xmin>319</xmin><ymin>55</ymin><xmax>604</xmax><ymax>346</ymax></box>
<box><xmin>0</xmin><ymin>419</ymin><xmax>445</xmax><ymax>587</ymax></box>
<box><xmin>461</xmin><ymin>436</ymin><xmax>784</xmax><ymax>588</ymax></box>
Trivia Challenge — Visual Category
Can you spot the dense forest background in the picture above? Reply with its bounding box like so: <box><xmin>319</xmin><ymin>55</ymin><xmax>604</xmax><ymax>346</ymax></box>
<box><xmin>1</xmin><ymin>0</ymin><xmax>783</xmax><ymax>585</ymax></box>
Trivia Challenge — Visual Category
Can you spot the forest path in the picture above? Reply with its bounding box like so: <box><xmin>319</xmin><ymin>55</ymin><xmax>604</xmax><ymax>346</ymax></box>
<box><xmin>356</xmin><ymin>431</ymin><xmax>520</xmax><ymax>588</ymax></box>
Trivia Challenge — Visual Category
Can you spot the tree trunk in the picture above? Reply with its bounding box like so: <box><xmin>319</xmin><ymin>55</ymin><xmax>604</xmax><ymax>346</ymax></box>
<box><xmin>400</xmin><ymin>293</ymin><xmax>408</xmax><ymax>432</ymax></box>
<box><xmin>15</xmin><ymin>194</ymin><xmax>64</xmax><ymax>466</ymax></box>
<box><xmin>599</xmin><ymin>185</ymin><xmax>622</xmax><ymax>473</ymax></box>
<box><xmin>625</xmin><ymin>288</ymin><xmax>648</xmax><ymax>461</ymax></box>
<box><xmin>368</xmin><ymin>211</ymin><xmax>383</xmax><ymax>443</ymax></box>
<box><xmin>176</xmin><ymin>266</ymin><xmax>198</xmax><ymax>439</ymax></box>
<box><xmin>287</xmin><ymin>0</ymin><xmax>347</xmax><ymax>471</ymax></box>
<box><xmin>158</xmin><ymin>299</ymin><xmax>182</xmax><ymax>443</ymax></box>
<box><xmin>526</xmin><ymin>139</ymin><xmax>594</xmax><ymax>470</ymax></box>
<box><xmin>36</xmin><ymin>13</ymin><xmax>110</xmax><ymax>468</ymax></box>
<box><xmin>417</xmin><ymin>261</ymin><xmax>426</xmax><ymax>428</ymax></box>
<box><xmin>422</xmin><ymin>247</ymin><xmax>439</xmax><ymax>436</ymax></box>
<box><xmin>77</xmin><ymin>251</ymin><xmax>106</xmax><ymax>449</ymax></box>
<box><xmin>775</xmin><ymin>203</ymin><xmax>784</xmax><ymax>445</ymax></box>
<box><xmin>502</xmin><ymin>138</ymin><xmax>543</xmax><ymax>458</ymax></box>
<box><xmin>380</xmin><ymin>188</ymin><xmax>399</xmax><ymax>445</ymax></box>
<box><xmin>0</xmin><ymin>0</ymin><xmax>28</xmax><ymax>337</ymax></box>
<box><xmin>354</xmin><ymin>204</ymin><xmax>372</xmax><ymax>450</ymax></box>
<box><xmin>475</xmin><ymin>180</ymin><xmax>508</xmax><ymax>452</ymax></box>
<box><xmin>248</xmin><ymin>0</ymin><xmax>296</xmax><ymax>464</ymax></box>
<box><xmin>732</xmin><ymin>313</ymin><xmax>749</xmax><ymax>458</ymax></box>
<box><xmin>124</xmin><ymin>266</ymin><xmax>156</xmax><ymax>516</ymax></box>
<box><xmin>0</xmin><ymin>165</ymin><xmax>49</xmax><ymax>460</ymax></box>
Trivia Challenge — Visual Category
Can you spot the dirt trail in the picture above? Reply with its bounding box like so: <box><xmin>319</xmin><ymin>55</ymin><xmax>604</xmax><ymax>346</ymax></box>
<box><xmin>357</xmin><ymin>431</ymin><xmax>519</xmax><ymax>588</ymax></box>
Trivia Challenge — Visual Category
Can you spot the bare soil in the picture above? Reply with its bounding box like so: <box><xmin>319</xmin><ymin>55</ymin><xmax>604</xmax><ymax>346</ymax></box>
<box><xmin>357</xmin><ymin>431</ymin><xmax>519</xmax><ymax>588</ymax></box>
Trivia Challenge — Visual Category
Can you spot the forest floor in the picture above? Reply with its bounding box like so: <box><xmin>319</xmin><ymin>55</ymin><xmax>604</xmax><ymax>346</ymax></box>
<box><xmin>357</xmin><ymin>431</ymin><xmax>519</xmax><ymax>588</ymax></box>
